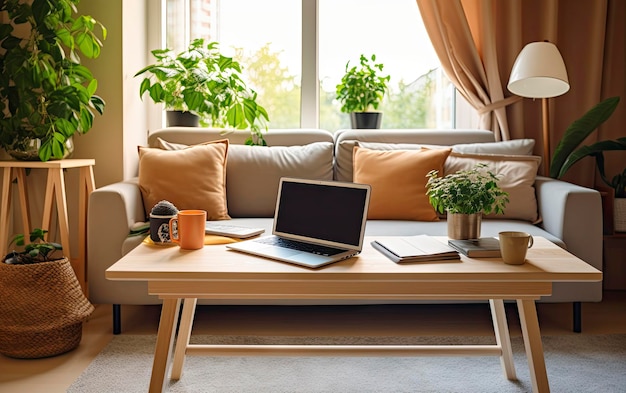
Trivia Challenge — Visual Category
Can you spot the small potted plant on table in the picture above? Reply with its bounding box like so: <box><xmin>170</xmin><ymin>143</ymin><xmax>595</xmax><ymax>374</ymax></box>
<box><xmin>335</xmin><ymin>54</ymin><xmax>390</xmax><ymax>129</ymax></box>
<box><xmin>426</xmin><ymin>164</ymin><xmax>509</xmax><ymax>239</ymax></box>
<box><xmin>0</xmin><ymin>229</ymin><xmax>94</xmax><ymax>358</ymax></box>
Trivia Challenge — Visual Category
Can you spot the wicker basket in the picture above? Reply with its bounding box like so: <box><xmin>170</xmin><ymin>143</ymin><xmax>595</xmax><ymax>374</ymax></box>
<box><xmin>0</xmin><ymin>257</ymin><xmax>94</xmax><ymax>359</ymax></box>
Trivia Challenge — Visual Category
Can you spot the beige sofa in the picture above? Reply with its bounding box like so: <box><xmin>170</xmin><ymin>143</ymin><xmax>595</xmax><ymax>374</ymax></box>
<box><xmin>88</xmin><ymin>128</ymin><xmax>603</xmax><ymax>333</ymax></box>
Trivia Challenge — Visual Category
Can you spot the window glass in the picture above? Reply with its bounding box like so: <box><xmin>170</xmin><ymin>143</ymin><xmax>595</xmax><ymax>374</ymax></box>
<box><xmin>161</xmin><ymin>0</ymin><xmax>455</xmax><ymax>131</ymax></box>
<box><xmin>166</xmin><ymin>0</ymin><xmax>302</xmax><ymax>129</ymax></box>
<box><xmin>319</xmin><ymin>0</ymin><xmax>453</xmax><ymax>130</ymax></box>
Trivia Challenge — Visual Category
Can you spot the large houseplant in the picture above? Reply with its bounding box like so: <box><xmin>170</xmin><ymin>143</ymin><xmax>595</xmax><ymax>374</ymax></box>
<box><xmin>135</xmin><ymin>38</ymin><xmax>269</xmax><ymax>145</ymax></box>
<box><xmin>335</xmin><ymin>54</ymin><xmax>390</xmax><ymax>129</ymax></box>
<box><xmin>550</xmin><ymin>96</ymin><xmax>624</xmax><ymax>230</ymax></box>
<box><xmin>0</xmin><ymin>0</ymin><xmax>107</xmax><ymax>162</ymax></box>
<box><xmin>0</xmin><ymin>229</ymin><xmax>94</xmax><ymax>358</ymax></box>
<box><xmin>426</xmin><ymin>164</ymin><xmax>509</xmax><ymax>239</ymax></box>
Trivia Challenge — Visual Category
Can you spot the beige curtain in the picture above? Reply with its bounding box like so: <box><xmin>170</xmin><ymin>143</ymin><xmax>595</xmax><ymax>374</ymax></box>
<box><xmin>416</xmin><ymin>0</ymin><xmax>625</xmax><ymax>188</ymax></box>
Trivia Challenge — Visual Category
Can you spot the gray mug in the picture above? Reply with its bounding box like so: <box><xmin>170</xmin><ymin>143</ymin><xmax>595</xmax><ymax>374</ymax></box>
<box><xmin>149</xmin><ymin>213</ymin><xmax>177</xmax><ymax>243</ymax></box>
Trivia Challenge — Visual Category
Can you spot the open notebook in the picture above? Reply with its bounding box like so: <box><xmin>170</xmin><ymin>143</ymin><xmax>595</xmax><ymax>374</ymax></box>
<box><xmin>226</xmin><ymin>177</ymin><xmax>371</xmax><ymax>268</ymax></box>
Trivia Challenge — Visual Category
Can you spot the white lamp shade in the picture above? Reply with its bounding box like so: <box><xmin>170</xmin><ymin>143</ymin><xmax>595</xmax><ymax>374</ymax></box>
<box><xmin>508</xmin><ymin>42</ymin><xmax>570</xmax><ymax>98</ymax></box>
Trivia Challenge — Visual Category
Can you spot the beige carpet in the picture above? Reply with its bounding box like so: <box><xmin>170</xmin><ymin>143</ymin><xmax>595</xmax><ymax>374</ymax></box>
<box><xmin>68</xmin><ymin>334</ymin><xmax>626</xmax><ymax>393</ymax></box>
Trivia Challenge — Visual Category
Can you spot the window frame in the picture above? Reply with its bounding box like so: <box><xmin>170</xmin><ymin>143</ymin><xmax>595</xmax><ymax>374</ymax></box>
<box><xmin>148</xmin><ymin>0</ymin><xmax>467</xmax><ymax>130</ymax></box>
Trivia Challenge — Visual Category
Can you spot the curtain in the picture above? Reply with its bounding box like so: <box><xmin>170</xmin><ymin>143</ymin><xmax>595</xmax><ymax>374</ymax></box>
<box><xmin>416</xmin><ymin>0</ymin><xmax>625</xmax><ymax>189</ymax></box>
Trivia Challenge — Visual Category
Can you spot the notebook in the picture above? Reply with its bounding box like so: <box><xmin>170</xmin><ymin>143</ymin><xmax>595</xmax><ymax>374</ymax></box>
<box><xmin>226</xmin><ymin>177</ymin><xmax>371</xmax><ymax>268</ymax></box>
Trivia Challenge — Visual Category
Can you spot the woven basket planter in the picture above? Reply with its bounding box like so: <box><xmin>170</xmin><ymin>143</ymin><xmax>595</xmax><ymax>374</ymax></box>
<box><xmin>0</xmin><ymin>257</ymin><xmax>94</xmax><ymax>359</ymax></box>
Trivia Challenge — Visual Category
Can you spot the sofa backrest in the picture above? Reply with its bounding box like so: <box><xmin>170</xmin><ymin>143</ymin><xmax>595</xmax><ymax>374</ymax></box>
<box><xmin>146</xmin><ymin>128</ymin><xmax>505</xmax><ymax>218</ymax></box>
<box><xmin>333</xmin><ymin>129</ymin><xmax>496</xmax><ymax>182</ymax></box>
<box><xmin>148</xmin><ymin>128</ymin><xmax>334</xmax><ymax>147</ymax></box>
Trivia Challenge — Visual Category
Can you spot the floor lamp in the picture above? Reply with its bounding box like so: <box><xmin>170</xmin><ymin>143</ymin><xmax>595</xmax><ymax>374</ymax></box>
<box><xmin>507</xmin><ymin>41</ymin><xmax>570</xmax><ymax>177</ymax></box>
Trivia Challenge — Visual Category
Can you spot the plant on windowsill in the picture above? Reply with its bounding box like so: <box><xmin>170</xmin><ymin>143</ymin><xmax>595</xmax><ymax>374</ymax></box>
<box><xmin>426</xmin><ymin>163</ymin><xmax>509</xmax><ymax>239</ymax></box>
<box><xmin>0</xmin><ymin>0</ymin><xmax>107</xmax><ymax>162</ymax></box>
<box><xmin>0</xmin><ymin>229</ymin><xmax>94</xmax><ymax>358</ymax></box>
<box><xmin>550</xmin><ymin>96</ymin><xmax>624</xmax><ymax>230</ymax></box>
<box><xmin>135</xmin><ymin>38</ymin><xmax>270</xmax><ymax>145</ymax></box>
<box><xmin>335</xmin><ymin>54</ymin><xmax>390</xmax><ymax>129</ymax></box>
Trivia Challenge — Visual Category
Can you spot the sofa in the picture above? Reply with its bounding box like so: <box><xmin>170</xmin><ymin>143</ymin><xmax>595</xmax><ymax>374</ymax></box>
<box><xmin>88</xmin><ymin>128</ymin><xmax>603</xmax><ymax>333</ymax></box>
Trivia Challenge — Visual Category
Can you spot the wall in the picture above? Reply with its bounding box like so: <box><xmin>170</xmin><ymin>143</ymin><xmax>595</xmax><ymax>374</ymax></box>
<box><xmin>77</xmin><ymin>0</ymin><xmax>149</xmax><ymax>187</ymax></box>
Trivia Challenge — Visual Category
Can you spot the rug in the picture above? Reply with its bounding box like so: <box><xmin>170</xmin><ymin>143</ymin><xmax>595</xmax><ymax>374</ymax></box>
<box><xmin>68</xmin><ymin>334</ymin><xmax>626</xmax><ymax>393</ymax></box>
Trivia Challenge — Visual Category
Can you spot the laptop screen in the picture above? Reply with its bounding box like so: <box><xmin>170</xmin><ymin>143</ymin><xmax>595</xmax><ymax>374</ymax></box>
<box><xmin>273</xmin><ymin>178</ymin><xmax>370</xmax><ymax>248</ymax></box>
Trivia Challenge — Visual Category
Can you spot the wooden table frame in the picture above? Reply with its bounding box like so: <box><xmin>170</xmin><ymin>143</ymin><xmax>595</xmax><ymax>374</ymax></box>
<box><xmin>1</xmin><ymin>159</ymin><xmax>95</xmax><ymax>292</ymax></box>
<box><xmin>106</xmin><ymin>236</ymin><xmax>601</xmax><ymax>393</ymax></box>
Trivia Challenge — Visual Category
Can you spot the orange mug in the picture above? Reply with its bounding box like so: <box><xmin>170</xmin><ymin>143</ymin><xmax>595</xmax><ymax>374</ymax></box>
<box><xmin>169</xmin><ymin>210</ymin><xmax>207</xmax><ymax>250</ymax></box>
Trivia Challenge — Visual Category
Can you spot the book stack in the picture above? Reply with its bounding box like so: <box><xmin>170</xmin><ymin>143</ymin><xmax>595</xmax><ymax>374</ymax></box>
<box><xmin>371</xmin><ymin>235</ymin><xmax>460</xmax><ymax>263</ymax></box>
<box><xmin>447</xmin><ymin>237</ymin><xmax>502</xmax><ymax>258</ymax></box>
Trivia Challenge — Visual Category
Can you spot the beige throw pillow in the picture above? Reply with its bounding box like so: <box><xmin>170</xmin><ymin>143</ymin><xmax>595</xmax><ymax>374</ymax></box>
<box><xmin>138</xmin><ymin>140</ymin><xmax>230</xmax><ymax>220</ymax></box>
<box><xmin>443</xmin><ymin>152</ymin><xmax>542</xmax><ymax>223</ymax></box>
<box><xmin>353</xmin><ymin>146</ymin><xmax>451</xmax><ymax>221</ymax></box>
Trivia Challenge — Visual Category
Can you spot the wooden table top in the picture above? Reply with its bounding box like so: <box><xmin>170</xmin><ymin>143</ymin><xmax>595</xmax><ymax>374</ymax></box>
<box><xmin>106</xmin><ymin>236</ymin><xmax>601</xmax><ymax>284</ymax></box>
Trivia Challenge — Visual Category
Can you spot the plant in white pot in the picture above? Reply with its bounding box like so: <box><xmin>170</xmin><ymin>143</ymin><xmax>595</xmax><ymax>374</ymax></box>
<box><xmin>426</xmin><ymin>164</ymin><xmax>509</xmax><ymax>240</ymax></box>
<box><xmin>0</xmin><ymin>229</ymin><xmax>94</xmax><ymax>358</ymax></box>
<box><xmin>551</xmin><ymin>96</ymin><xmax>624</xmax><ymax>230</ymax></box>
<box><xmin>135</xmin><ymin>38</ymin><xmax>269</xmax><ymax>145</ymax></box>
<box><xmin>335</xmin><ymin>54</ymin><xmax>390</xmax><ymax>129</ymax></box>
<box><xmin>0</xmin><ymin>0</ymin><xmax>107</xmax><ymax>162</ymax></box>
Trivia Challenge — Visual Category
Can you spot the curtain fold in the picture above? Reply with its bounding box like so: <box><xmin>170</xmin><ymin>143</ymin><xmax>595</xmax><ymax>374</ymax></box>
<box><xmin>416</xmin><ymin>0</ymin><xmax>625</xmax><ymax>188</ymax></box>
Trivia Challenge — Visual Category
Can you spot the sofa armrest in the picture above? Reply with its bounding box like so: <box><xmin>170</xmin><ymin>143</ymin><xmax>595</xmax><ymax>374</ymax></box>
<box><xmin>535</xmin><ymin>176</ymin><xmax>603</xmax><ymax>271</ymax></box>
<box><xmin>87</xmin><ymin>178</ymin><xmax>146</xmax><ymax>302</ymax></box>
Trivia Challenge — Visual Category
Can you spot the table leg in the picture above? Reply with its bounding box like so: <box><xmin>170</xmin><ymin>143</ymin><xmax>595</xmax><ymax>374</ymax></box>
<box><xmin>171</xmin><ymin>298</ymin><xmax>198</xmax><ymax>380</ymax></box>
<box><xmin>489</xmin><ymin>299</ymin><xmax>516</xmax><ymax>380</ymax></box>
<box><xmin>76</xmin><ymin>165</ymin><xmax>94</xmax><ymax>292</ymax></box>
<box><xmin>0</xmin><ymin>167</ymin><xmax>13</xmax><ymax>257</ymax></box>
<box><xmin>14</xmin><ymin>168</ymin><xmax>31</xmax><ymax>237</ymax></box>
<box><xmin>149</xmin><ymin>298</ymin><xmax>182</xmax><ymax>393</ymax></box>
<box><xmin>517</xmin><ymin>299</ymin><xmax>550</xmax><ymax>393</ymax></box>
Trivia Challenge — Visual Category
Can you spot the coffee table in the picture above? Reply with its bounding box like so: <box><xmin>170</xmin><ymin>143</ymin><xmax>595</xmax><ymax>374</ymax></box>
<box><xmin>106</xmin><ymin>236</ymin><xmax>601</xmax><ymax>393</ymax></box>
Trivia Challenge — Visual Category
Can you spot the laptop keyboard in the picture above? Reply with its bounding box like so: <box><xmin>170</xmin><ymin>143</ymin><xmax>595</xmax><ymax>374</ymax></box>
<box><xmin>257</xmin><ymin>237</ymin><xmax>345</xmax><ymax>256</ymax></box>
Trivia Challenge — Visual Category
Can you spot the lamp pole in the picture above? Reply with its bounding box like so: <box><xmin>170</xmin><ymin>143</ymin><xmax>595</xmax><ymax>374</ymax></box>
<box><xmin>542</xmin><ymin>98</ymin><xmax>550</xmax><ymax>177</ymax></box>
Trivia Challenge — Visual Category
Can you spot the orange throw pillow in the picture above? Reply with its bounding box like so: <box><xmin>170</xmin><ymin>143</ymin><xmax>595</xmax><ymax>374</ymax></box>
<box><xmin>353</xmin><ymin>146</ymin><xmax>451</xmax><ymax>220</ymax></box>
<box><xmin>138</xmin><ymin>139</ymin><xmax>230</xmax><ymax>220</ymax></box>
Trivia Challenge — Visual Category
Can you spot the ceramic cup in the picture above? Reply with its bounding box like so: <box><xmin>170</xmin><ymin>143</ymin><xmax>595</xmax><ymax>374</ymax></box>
<box><xmin>149</xmin><ymin>213</ymin><xmax>177</xmax><ymax>243</ymax></box>
<box><xmin>499</xmin><ymin>231</ymin><xmax>534</xmax><ymax>265</ymax></box>
<box><xmin>169</xmin><ymin>210</ymin><xmax>207</xmax><ymax>250</ymax></box>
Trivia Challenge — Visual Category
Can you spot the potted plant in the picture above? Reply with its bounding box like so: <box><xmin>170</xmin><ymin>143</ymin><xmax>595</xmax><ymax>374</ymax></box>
<box><xmin>335</xmin><ymin>54</ymin><xmax>390</xmax><ymax>129</ymax></box>
<box><xmin>0</xmin><ymin>0</ymin><xmax>107</xmax><ymax>162</ymax></box>
<box><xmin>426</xmin><ymin>164</ymin><xmax>509</xmax><ymax>239</ymax></box>
<box><xmin>0</xmin><ymin>228</ymin><xmax>94</xmax><ymax>358</ymax></box>
<box><xmin>550</xmin><ymin>96</ymin><xmax>624</xmax><ymax>230</ymax></box>
<box><xmin>135</xmin><ymin>38</ymin><xmax>270</xmax><ymax>145</ymax></box>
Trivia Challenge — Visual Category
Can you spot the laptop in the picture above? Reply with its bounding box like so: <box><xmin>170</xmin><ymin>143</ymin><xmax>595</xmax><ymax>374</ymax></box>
<box><xmin>226</xmin><ymin>177</ymin><xmax>371</xmax><ymax>268</ymax></box>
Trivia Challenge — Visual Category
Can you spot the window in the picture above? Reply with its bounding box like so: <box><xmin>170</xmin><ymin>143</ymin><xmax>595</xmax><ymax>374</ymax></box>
<box><xmin>156</xmin><ymin>0</ymin><xmax>457</xmax><ymax>131</ymax></box>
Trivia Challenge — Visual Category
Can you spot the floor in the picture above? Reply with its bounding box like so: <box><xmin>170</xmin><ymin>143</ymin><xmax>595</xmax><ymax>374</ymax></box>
<box><xmin>0</xmin><ymin>291</ymin><xmax>624</xmax><ymax>393</ymax></box>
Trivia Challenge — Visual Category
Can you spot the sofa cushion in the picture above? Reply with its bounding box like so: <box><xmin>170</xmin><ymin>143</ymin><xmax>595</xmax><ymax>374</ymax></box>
<box><xmin>357</xmin><ymin>138</ymin><xmax>535</xmax><ymax>155</ymax></box>
<box><xmin>138</xmin><ymin>140</ymin><xmax>230</xmax><ymax>220</ymax></box>
<box><xmin>353</xmin><ymin>146</ymin><xmax>451</xmax><ymax>221</ymax></box>
<box><xmin>155</xmin><ymin>138</ymin><xmax>334</xmax><ymax>217</ymax></box>
<box><xmin>226</xmin><ymin>143</ymin><xmax>334</xmax><ymax>217</ymax></box>
<box><xmin>443</xmin><ymin>152</ymin><xmax>542</xmax><ymax>223</ymax></box>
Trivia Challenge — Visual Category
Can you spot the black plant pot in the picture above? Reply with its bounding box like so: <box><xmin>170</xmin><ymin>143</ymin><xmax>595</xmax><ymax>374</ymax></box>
<box><xmin>350</xmin><ymin>112</ymin><xmax>382</xmax><ymax>129</ymax></box>
<box><xmin>166</xmin><ymin>110</ymin><xmax>200</xmax><ymax>127</ymax></box>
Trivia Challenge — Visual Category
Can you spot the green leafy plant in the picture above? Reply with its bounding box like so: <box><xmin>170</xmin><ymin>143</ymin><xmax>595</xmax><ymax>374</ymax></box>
<box><xmin>426</xmin><ymin>164</ymin><xmax>509</xmax><ymax>215</ymax></box>
<box><xmin>550</xmin><ymin>96</ymin><xmax>624</xmax><ymax>196</ymax></box>
<box><xmin>3</xmin><ymin>229</ymin><xmax>63</xmax><ymax>265</ymax></box>
<box><xmin>135</xmin><ymin>38</ymin><xmax>269</xmax><ymax>145</ymax></box>
<box><xmin>335</xmin><ymin>54</ymin><xmax>390</xmax><ymax>113</ymax></box>
<box><xmin>0</xmin><ymin>0</ymin><xmax>107</xmax><ymax>161</ymax></box>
